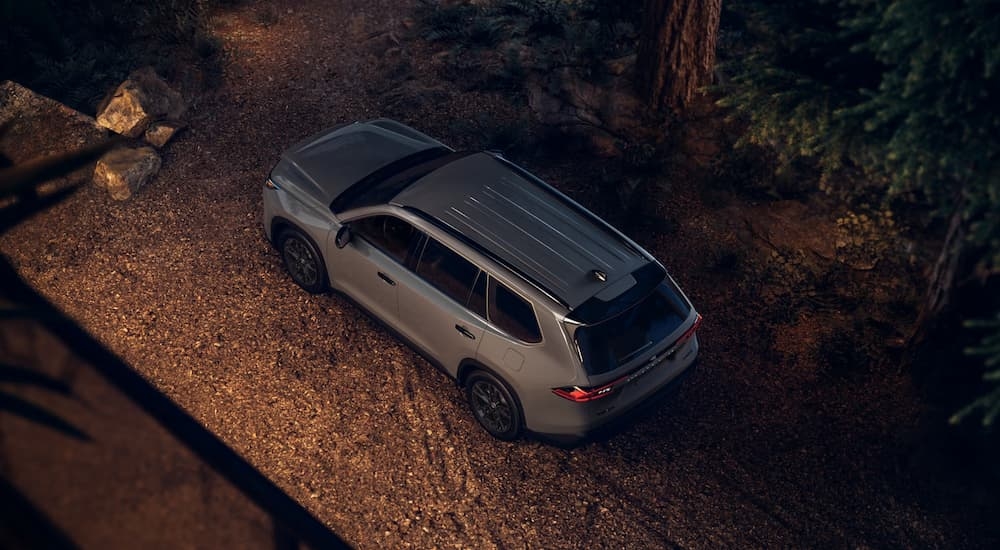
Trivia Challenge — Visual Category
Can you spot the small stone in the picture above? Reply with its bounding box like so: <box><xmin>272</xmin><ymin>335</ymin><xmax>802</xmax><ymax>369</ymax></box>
<box><xmin>145</xmin><ymin>120</ymin><xmax>186</xmax><ymax>148</ymax></box>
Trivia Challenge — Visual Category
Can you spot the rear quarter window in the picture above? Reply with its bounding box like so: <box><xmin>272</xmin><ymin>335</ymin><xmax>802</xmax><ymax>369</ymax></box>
<box><xmin>489</xmin><ymin>280</ymin><xmax>542</xmax><ymax>343</ymax></box>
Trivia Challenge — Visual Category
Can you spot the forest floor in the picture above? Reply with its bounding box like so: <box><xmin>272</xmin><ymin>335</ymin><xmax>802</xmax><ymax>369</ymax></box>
<box><xmin>2</xmin><ymin>0</ymin><xmax>998</xmax><ymax>548</ymax></box>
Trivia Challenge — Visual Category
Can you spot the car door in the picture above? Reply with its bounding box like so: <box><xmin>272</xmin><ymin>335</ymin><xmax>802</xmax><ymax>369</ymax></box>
<box><xmin>396</xmin><ymin>237</ymin><xmax>487</xmax><ymax>376</ymax></box>
<box><xmin>327</xmin><ymin>214</ymin><xmax>420</xmax><ymax>330</ymax></box>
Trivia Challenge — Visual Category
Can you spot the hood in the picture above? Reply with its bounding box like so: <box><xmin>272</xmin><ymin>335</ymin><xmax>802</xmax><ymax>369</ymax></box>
<box><xmin>274</xmin><ymin>119</ymin><xmax>446</xmax><ymax>206</ymax></box>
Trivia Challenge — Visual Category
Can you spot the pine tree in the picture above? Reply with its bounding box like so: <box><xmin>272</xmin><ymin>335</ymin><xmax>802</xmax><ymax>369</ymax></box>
<box><xmin>720</xmin><ymin>0</ymin><xmax>1000</xmax><ymax>428</ymax></box>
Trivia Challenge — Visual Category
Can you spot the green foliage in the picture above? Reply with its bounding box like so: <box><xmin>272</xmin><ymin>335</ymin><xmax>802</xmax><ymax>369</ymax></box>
<box><xmin>421</xmin><ymin>3</ymin><xmax>485</xmax><ymax>43</ymax></box>
<box><xmin>718</xmin><ymin>1</ymin><xmax>884</xmax><ymax>173</ymax></box>
<box><xmin>421</xmin><ymin>0</ymin><xmax>569</xmax><ymax>44</ymax></box>
<box><xmin>419</xmin><ymin>0</ymin><xmax>638</xmax><ymax>97</ymax></box>
<box><xmin>506</xmin><ymin>0</ymin><xmax>569</xmax><ymax>36</ymax></box>
<box><xmin>952</xmin><ymin>314</ymin><xmax>1000</xmax><ymax>428</ymax></box>
<box><xmin>1</xmin><ymin>0</ymin><xmax>226</xmax><ymax>112</ymax></box>
<box><xmin>721</xmin><ymin>0</ymin><xmax>1000</xmax><ymax>431</ymax></box>
<box><xmin>721</xmin><ymin>0</ymin><xmax>999</xmax><ymax>258</ymax></box>
<box><xmin>28</xmin><ymin>43</ymin><xmax>140</xmax><ymax>110</ymax></box>
<box><xmin>418</xmin><ymin>0</ymin><xmax>637</xmax><ymax>49</ymax></box>
<box><xmin>572</xmin><ymin>0</ymin><xmax>642</xmax><ymax>27</ymax></box>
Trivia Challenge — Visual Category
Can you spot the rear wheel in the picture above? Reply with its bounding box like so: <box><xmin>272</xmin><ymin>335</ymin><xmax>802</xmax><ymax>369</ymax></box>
<box><xmin>279</xmin><ymin>228</ymin><xmax>327</xmax><ymax>293</ymax></box>
<box><xmin>465</xmin><ymin>370</ymin><xmax>523</xmax><ymax>440</ymax></box>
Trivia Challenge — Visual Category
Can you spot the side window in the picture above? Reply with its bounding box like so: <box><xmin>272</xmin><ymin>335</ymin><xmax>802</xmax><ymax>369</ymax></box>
<box><xmin>468</xmin><ymin>271</ymin><xmax>487</xmax><ymax>318</ymax></box>
<box><xmin>416</xmin><ymin>238</ymin><xmax>480</xmax><ymax>306</ymax></box>
<box><xmin>352</xmin><ymin>215</ymin><xmax>417</xmax><ymax>264</ymax></box>
<box><xmin>489</xmin><ymin>280</ymin><xmax>542</xmax><ymax>343</ymax></box>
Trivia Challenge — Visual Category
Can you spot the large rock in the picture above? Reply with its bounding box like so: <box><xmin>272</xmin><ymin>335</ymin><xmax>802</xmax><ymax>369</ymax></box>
<box><xmin>96</xmin><ymin>67</ymin><xmax>185</xmax><ymax>138</ymax></box>
<box><xmin>93</xmin><ymin>147</ymin><xmax>161</xmax><ymax>201</ymax></box>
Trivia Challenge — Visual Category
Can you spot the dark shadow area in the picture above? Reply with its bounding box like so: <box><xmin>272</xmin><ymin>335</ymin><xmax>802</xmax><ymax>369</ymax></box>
<box><xmin>0</xmin><ymin>0</ymin><xmax>226</xmax><ymax>112</ymax></box>
<box><xmin>0</xmin><ymin>255</ymin><xmax>351</xmax><ymax>548</ymax></box>
<box><xmin>0</xmin><ymin>475</ymin><xmax>78</xmax><ymax>550</ymax></box>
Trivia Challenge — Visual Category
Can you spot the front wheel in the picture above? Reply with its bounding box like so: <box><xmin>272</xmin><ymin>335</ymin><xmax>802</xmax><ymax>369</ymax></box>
<box><xmin>465</xmin><ymin>371</ymin><xmax>523</xmax><ymax>440</ymax></box>
<box><xmin>279</xmin><ymin>228</ymin><xmax>328</xmax><ymax>293</ymax></box>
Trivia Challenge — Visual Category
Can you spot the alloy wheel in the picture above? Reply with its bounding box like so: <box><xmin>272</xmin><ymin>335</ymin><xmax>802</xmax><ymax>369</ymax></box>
<box><xmin>283</xmin><ymin>236</ymin><xmax>318</xmax><ymax>287</ymax></box>
<box><xmin>471</xmin><ymin>379</ymin><xmax>513</xmax><ymax>435</ymax></box>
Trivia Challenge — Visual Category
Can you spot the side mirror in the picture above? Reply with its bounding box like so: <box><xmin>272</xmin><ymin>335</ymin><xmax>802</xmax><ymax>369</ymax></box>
<box><xmin>335</xmin><ymin>225</ymin><xmax>352</xmax><ymax>248</ymax></box>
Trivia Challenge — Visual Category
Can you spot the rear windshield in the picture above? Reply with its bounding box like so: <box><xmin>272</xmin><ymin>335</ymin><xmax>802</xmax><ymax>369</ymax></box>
<box><xmin>574</xmin><ymin>281</ymin><xmax>690</xmax><ymax>375</ymax></box>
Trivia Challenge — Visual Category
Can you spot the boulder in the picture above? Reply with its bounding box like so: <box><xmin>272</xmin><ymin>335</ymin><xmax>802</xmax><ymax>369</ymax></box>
<box><xmin>96</xmin><ymin>67</ymin><xmax>185</xmax><ymax>138</ymax></box>
<box><xmin>144</xmin><ymin>120</ymin><xmax>186</xmax><ymax>148</ymax></box>
<box><xmin>93</xmin><ymin>146</ymin><xmax>161</xmax><ymax>201</ymax></box>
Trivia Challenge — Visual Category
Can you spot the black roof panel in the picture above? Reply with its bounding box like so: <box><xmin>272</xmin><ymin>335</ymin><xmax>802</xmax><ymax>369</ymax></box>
<box><xmin>392</xmin><ymin>153</ymin><xmax>650</xmax><ymax>309</ymax></box>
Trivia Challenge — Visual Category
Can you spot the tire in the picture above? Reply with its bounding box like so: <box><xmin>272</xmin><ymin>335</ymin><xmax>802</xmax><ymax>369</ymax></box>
<box><xmin>279</xmin><ymin>228</ymin><xmax>328</xmax><ymax>293</ymax></box>
<box><xmin>465</xmin><ymin>370</ymin><xmax>523</xmax><ymax>440</ymax></box>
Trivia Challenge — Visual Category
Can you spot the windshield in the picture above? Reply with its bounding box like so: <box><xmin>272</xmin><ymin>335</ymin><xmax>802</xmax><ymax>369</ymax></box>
<box><xmin>574</xmin><ymin>280</ymin><xmax>690</xmax><ymax>375</ymax></box>
<box><xmin>330</xmin><ymin>149</ymin><xmax>471</xmax><ymax>213</ymax></box>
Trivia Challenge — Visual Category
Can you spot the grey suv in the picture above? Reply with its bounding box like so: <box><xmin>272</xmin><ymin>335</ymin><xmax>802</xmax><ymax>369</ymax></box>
<box><xmin>263</xmin><ymin>119</ymin><xmax>701</xmax><ymax>441</ymax></box>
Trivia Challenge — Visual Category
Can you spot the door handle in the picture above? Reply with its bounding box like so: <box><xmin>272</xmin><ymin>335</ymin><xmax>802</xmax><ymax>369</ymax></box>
<box><xmin>455</xmin><ymin>324</ymin><xmax>476</xmax><ymax>340</ymax></box>
<box><xmin>377</xmin><ymin>272</ymin><xmax>396</xmax><ymax>286</ymax></box>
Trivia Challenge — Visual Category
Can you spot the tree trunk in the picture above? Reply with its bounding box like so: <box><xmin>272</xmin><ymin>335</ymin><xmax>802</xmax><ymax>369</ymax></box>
<box><xmin>636</xmin><ymin>0</ymin><xmax>721</xmax><ymax>112</ymax></box>
<box><xmin>909</xmin><ymin>205</ymin><xmax>967</xmax><ymax>350</ymax></box>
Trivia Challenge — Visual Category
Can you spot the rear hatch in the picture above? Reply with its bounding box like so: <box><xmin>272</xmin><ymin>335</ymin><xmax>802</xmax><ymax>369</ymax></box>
<box><xmin>575</xmin><ymin>274</ymin><xmax>693</xmax><ymax>376</ymax></box>
<box><xmin>553</xmin><ymin>271</ymin><xmax>700</xmax><ymax>403</ymax></box>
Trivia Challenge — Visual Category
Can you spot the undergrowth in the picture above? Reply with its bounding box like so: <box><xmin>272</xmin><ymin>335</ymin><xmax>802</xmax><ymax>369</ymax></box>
<box><xmin>1</xmin><ymin>0</ymin><xmax>230</xmax><ymax>113</ymax></box>
<box><xmin>417</xmin><ymin>0</ymin><xmax>639</xmax><ymax>78</ymax></box>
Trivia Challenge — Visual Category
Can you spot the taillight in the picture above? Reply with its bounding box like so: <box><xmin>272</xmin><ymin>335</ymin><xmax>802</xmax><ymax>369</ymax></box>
<box><xmin>555</xmin><ymin>313</ymin><xmax>703</xmax><ymax>403</ymax></box>
<box><xmin>672</xmin><ymin>314</ymin><xmax>702</xmax><ymax>354</ymax></box>
<box><xmin>265</xmin><ymin>177</ymin><xmax>281</xmax><ymax>190</ymax></box>
<box><xmin>552</xmin><ymin>383</ymin><xmax>617</xmax><ymax>402</ymax></box>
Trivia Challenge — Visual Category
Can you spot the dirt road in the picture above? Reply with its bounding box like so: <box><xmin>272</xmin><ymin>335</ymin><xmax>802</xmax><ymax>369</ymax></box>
<box><xmin>2</xmin><ymin>1</ymin><xmax>996</xmax><ymax>547</ymax></box>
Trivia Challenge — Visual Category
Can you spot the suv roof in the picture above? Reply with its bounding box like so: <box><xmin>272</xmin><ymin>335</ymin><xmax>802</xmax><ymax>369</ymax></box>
<box><xmin>391</xmin><ymin>153</ymin><xmax>651</xmax><ymax>310</ymax></box>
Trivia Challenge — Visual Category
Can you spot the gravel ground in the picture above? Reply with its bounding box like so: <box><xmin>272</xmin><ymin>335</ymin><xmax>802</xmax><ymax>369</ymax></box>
<box><xmin>2</xmin><ymin>0</ymin><xmax>998</xmax><ymax>548</ymax></box>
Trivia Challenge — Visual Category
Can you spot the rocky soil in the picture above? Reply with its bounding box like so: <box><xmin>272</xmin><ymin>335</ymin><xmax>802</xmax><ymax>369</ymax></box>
<box><xmin>2</xmin><ymin>0</ymin><xmax>998</xmax><ymax>548</ymax></box>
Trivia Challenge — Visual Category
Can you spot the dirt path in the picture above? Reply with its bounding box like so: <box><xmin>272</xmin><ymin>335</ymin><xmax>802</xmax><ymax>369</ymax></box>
<box><xmin>2</xmin><ymin>0</ymin><xmax>997</xmax><ymax>548</ymax></box>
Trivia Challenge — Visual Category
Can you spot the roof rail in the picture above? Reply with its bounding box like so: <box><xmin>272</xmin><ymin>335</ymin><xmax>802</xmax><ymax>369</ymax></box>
<box><xmin>492</xmin><ymin>155</ymin><xmax>646</xmax><ymax>258</ymax></box>
<box><xmin>403</xmin><ymin>206</ymin><xmax>570</xmax><ymax>309</ymax></box>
